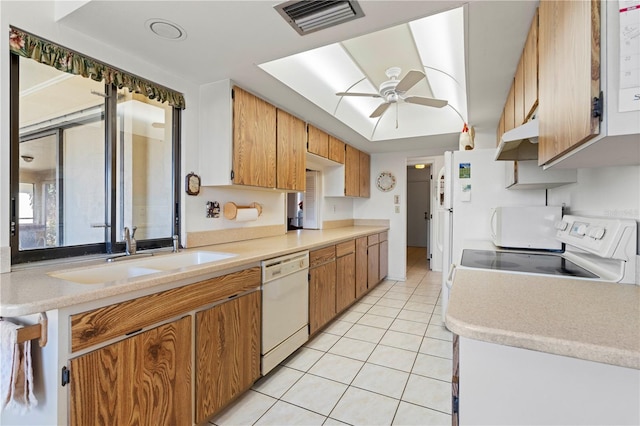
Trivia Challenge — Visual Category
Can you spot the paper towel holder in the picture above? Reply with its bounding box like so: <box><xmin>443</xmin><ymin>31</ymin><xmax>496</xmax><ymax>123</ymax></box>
<box><xmin>223</xmin><ymin>202</ymin><xmax>262</xmax><ymax>220</ymax></box>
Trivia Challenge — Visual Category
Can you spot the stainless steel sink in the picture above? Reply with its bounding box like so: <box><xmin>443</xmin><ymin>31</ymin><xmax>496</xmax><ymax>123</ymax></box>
<box><xmin>49</xmin><ymin>251</ymin><xmax>237</xmax><ymax>284</ymax></box>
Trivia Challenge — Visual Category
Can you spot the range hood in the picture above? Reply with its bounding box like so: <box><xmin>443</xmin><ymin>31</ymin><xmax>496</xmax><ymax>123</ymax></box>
<box><xmin>495</xmin><ymin>119</ymin><xmax>539</xmax><ymax>161</ymax></box>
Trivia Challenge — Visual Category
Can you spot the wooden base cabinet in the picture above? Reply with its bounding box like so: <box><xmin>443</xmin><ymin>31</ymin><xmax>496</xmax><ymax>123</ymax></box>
<box><xmin>309</xmin><ymin>246</ymin><xmax>337</xmax><ymax>335</ymax></box>
<box><xmin>355</xmin><ymin>237</ymin><xmax>368</xmax><ymax>298</ymax></box>
<box><xmin>335</xmin><ymin>240</ymin><xmax>356</xmax><ymax>313</ymax></box>
<box><xmin>379</xmin><ymin>232</ymin><xmax>388</xmax><ymax>281</ymax></box>
<box><xmin>195</xmin><ymin>291</ymin><xmax>261</xmax><ymax>424</ymax></box>
<box><xmin>367</xmin><ymin>234</ymin><xmax>380</xmax><ymax>288</ymax></box>
<box><xmin>70</xmin><ymin>316</ymin><xmax>192</xmax><ymax>426</ymax></box>
<box><xmin>68</xmin><ymin>267</ymin><xmax>261</xmax><ymax>426</ymax></box>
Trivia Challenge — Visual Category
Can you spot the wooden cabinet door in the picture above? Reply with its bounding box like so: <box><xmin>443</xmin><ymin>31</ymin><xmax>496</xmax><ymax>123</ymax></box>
<box><xmin>328</xmin><ymin>135</ymin><xmax>345</xmax><ymax>164</ymax></box>
<box><xmin>277</xmin><ymin>109</ymin><xmax>306</xmax><ymax>191</ymax></box>
<box><xmin>309</xmin><ymin>261</ymin><xmax>336</xmax><ymax>334</ymax></box>
<box><xmin>336</xmin><ymin>252</ymin><xmax>356</xmax><ymax>313</ymax></box>
<box><xmin>504</xmin><ymin>81</ymin><xmax>516</xmax><ymax>132</ymax></box>
<box><xmin>367</xmin><ymin>243</ymin><xmax>379</xmax><ymax>288</ymax></box>
<box><xmin>195</xmin><ymin>291</ymin><xmax>261</xmax><ymax>423</ymax></box>
<box><xmin>538</xmin><ymin>0</ymin><xmax>600</xmax><ymax>165</ymax></box>
<box><xmin>359</xmin><ymin>151</ymin><xmax>370</xmax><ymax>198</ymax></box>
<box><xmin>497</xmin><ymin>110</ymin><xmax>505</xmax><ymax>147</ymax></box>
<box><xmin>232</xmin><ymin>87</ymin><xmax>276</xmax><ymax>188</ymax></box>
<box><xmin>514</xmin><ymin>56</ymin><xmax>525</xmax><ymax>126</ymax></box>
<box><xmin>379</xmin><ymin>239</ymin><xmax>388</xmax><ymax>281</ymax></box>
<box><xmin>355</xmin><ymin>237</ymin><xmax>368</xmax><ymax>298</ymax></box>
<box><xmin>70</xmin><ymin>316</ymin><xmax>192</xmax><ymax>426</ymax></box>
<box><xmin>345</xmin><ymin>144</ymin><xmax>360</xmax><ymax>197</ymax></box>
<box><xmin>523</xmin><ymin>9</ymin><xmax>539</xmax><ymax>121</ymax></box>
<box><xmin>307</xmin><ymin>124</ymin><xmax>329</xmax><ymax>158</ymax></box>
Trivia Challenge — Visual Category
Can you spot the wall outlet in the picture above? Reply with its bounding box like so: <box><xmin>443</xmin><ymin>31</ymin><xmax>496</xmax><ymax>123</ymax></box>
<box><xmin>394</xmin><ymin>195</ymin><xmax>400</xmax><ymax>204</ymax></box>
<box><xmin>395</xmin><ymin>206</ymin><xmax>400</xmax><ymax>214</ymax></box>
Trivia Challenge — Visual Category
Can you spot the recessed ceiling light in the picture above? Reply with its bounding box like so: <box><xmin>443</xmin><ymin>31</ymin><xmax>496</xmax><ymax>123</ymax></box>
<box><xmin>146</xmin><ymin>19</ymin><xmax>187</xmax><ymax>41</ymax></box>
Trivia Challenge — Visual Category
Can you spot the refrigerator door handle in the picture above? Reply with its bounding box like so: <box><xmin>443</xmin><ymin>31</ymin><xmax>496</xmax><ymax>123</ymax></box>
<box><xmin>446</xmin><ymin>263</ymin><xmax>457</xmax><ymax>290</ymax></box>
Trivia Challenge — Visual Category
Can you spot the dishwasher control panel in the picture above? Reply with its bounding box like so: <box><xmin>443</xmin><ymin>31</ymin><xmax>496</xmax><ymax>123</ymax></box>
<box><xmin>261</xmin><ymin>251</ymin><xmax>309</xmax><ymax>283</ymax></box>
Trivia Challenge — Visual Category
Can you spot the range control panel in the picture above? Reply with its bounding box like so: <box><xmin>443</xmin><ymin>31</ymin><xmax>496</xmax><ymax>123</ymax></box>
<box><xmin>555</xmin><ymin>215</ymin><xmax>637</xmax><ymax>260</ymax></box>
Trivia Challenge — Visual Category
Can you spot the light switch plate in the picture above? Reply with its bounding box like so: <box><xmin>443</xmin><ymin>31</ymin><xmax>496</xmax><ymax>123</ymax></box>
<box><xmin>394</xmin><ymin>195</ymin><xmax>400</xmax><ymax>204</ymax></box>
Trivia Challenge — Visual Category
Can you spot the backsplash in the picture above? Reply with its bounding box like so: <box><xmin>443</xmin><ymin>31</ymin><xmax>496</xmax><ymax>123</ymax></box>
<box><xmin>547</xmin><ymin>164</ymin><xmax>640</xmax><ymax>254</ymax></box>
<box><xmin>185</xmin><ymin>186</ymin><xmax>285</xmax><ymax>234</ymax></box>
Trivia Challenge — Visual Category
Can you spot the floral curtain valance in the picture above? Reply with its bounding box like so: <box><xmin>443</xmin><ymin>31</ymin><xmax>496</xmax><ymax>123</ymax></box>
<box><xmin>9</xmin><ymin>27</ymin><xmax>186</xmax><ymax>109</ymax></box>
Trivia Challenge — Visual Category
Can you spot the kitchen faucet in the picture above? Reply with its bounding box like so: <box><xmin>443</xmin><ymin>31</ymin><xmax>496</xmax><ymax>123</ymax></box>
<box><xmin>124</xmin><ymin>226</ymin><xmax>137</xmax><ymax>255</ymax></box>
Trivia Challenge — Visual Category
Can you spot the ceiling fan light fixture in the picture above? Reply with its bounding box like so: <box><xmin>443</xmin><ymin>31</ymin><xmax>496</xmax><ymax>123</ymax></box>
<box><xmin>275</xmin><ymin>0</ymin><xmax>365</xmax><ymax>35</ymax></box>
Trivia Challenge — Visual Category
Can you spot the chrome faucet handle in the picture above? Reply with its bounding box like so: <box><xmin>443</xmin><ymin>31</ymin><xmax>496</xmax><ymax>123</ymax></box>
<box><xmin>123</xmin><ymin>227</ymin><xmax>131</xmax><ymax>255</ymax></box>
<box><xmin>131</xmin><ymin>226</ymin><xmax>137</xmax><ymax>238</ymax></box>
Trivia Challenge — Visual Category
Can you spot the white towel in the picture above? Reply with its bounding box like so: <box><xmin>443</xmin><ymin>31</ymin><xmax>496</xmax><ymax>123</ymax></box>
<box><xmin>0</xmin><ymin>319</ymin><xmax>37</xmax><ymax>414</ymax></box>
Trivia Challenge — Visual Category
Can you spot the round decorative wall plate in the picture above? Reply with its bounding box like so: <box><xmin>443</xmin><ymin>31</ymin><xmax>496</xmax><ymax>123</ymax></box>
<box><xmin>376</xmin><ymin>171</ymin><xmax>396</xmax><ymax>192</ymax></box>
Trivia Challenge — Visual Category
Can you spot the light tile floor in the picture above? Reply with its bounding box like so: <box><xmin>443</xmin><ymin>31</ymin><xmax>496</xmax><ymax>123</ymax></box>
<box><xmin>210</xmin><ymin>247</ymin><xmax>452</xmax><ymax>426</ymax></box>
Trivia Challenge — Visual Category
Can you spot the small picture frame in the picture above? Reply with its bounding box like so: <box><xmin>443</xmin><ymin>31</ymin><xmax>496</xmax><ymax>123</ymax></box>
<box><xmin>185</xmin><ymin>172</ymin><xmax>201</xmax><ymax>196</ymax></box>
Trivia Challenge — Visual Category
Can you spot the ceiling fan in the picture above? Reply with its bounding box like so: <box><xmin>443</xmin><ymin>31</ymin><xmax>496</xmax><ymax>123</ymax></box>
<box><xmin>336</xmin><ymin>67</ymin><xmax>448</xmax><ymax>119</ymax></box>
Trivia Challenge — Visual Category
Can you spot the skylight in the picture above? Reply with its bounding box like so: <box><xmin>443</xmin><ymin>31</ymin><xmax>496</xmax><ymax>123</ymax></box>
<box><xmin>259</xmin><ymin>6</ymin><xmax>468</xmax><ymax>142</ymax></box>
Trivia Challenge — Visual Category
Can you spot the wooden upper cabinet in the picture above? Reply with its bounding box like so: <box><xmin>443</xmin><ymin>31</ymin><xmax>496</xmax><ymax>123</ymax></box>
<box><xmin>504</xmin><ymin>81</ymin><xmax>516</xmax><ymax>132</ymax></box>
<box><xmin>523</xmin><ymin>9</ymin><xmax>539</xmax><ymax>121</ymax></box>
<box><xmin>232</xmin><ymin>87</ymin><xmax>276</xmax><ymax>188</ymax></box>
<box><xmin>344</xmin><ymin>144</ymin><xmax>360</xmax><ymax>197</ymax></box>
<box><xmin>328</xmin><ymin>135</ymin><xmax>346</xmax><ymax>164</ymax></box>
<box><xmin>359</xmin><ymin>151</ymin><xmax>370</xmax><ymax>198</ymax></box>
<box><xmin>276</xmin><ymin>109</ymin><xmax>306</xmax><ymax>191</ymax></box>
<box><xmin>307</xmin><ymin>124</ymin><xmax>329</xmax><ymax>158</ymax></box>
<box><xmin>497</xmin><ymin>110</ymin><xmax>506</xmax><ymax>147</ymax></box>
<box><xmin>514</xmin><ymin>56</ymin><xmax>525</xmax><ymax>126</ymax></box>
<box><xmin>538</xmin><ymin>0</ymin><xmax>600</xmax><ymax>165</ymax></box>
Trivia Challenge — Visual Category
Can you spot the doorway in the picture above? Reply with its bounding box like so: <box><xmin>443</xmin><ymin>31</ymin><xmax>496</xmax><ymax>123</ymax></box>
<box><xmin>406</xmin><ymin>164</ymin><xmax>431</xmax><ymax>252</ymax></box>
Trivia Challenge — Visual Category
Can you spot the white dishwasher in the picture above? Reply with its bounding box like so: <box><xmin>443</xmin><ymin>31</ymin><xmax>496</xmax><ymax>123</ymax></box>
<box><xmin>261</xmin><ymin>250</ymin><xmax>309</xmax><ymax>375</ymax></box>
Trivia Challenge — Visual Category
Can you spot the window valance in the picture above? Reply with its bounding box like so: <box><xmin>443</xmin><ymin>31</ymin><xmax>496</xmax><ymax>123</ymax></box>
<box><xmin>9</xmin><ymin>26</ymin><xmax>186</xmax><ymax>109</ymax></box>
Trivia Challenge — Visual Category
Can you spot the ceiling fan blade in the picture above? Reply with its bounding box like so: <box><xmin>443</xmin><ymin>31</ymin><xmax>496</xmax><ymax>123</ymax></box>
<box><xmin>404</xmin><ymin>96</ymin><xmax>448</xmax><ymax>108</ymax></box>
<box><xmin>369</xmin><ymin>102</ymin><xmax>391</xmax><ymax>118</ymax></box>
<box><xmin>394</xmin><ymin>70</ymin><xmax>426</xmax><ymax>93</ymax></box>
<box><xmin>336</xmin><ymin>92</ymin><xmax>382</xmax><ymax>98</ymax></box>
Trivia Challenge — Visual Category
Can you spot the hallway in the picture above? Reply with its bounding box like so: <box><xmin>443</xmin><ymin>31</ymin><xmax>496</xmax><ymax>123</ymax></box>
<box><xmin>211</xmin><ymin>246</ymin><xmax>451</xmax><ymax>426</ymax></box>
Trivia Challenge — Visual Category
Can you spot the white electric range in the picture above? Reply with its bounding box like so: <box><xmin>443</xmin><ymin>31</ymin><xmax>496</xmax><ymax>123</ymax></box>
<box><xmin>443</xmin><ymin>214</ymin><xmax>638</xmax><ymax>317</ymax></box>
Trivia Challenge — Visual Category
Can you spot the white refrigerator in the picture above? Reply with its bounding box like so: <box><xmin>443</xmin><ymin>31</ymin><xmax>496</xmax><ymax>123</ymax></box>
<box><xmin>441</xmin><ymin>149</ymin><xmax>547</xmax><ymax>317</ymax></box>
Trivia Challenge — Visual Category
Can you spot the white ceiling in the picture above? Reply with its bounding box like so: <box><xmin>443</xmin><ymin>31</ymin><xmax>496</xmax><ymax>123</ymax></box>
<box><xmin>57</xmin><ymin>0</ymin><xmax>538</xmax><ymax>154</ymax></box>
<box><xmin>259</xmin><ymin>7</ymin><xmax>468</xmax><ymax>143</ymax></box>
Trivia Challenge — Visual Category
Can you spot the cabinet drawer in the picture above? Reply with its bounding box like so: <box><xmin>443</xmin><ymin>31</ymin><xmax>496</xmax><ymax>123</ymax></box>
<box><xmin>310</xmin><ymin>246</ymin><xmax>336</xmax><ymax>267</ymax></box>
<box><xmin>71</xmin><ymin>267</ymin><xmax>261</xmax><ymax>352</ymax></box>
<box><xmin>367</xmin><ymin>234</ymin><xmax>379</xmax><ymax>246</ymax></box>
<box><xmin>378</xmin><ymin>232</ymin><xmax>388</xmax><ymax>242</ymax></box>
<box><xmin>336</xmin><ymin>240</ymin><xmax>355</xmax><ymax>257</ymax></box>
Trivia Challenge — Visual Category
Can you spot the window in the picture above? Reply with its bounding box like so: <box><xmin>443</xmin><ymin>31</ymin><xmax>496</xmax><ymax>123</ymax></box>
<box><xmin>10</xmin><ymin>51</ymin><xmax>182</xmax><ymax>264</ymax></box>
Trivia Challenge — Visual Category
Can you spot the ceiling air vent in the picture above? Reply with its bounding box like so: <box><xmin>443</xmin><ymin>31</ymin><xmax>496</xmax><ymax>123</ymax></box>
<box><xmin>275</xmin><ymin>1</ymin><xmax>365</xmax><ymax>35</ymax></box>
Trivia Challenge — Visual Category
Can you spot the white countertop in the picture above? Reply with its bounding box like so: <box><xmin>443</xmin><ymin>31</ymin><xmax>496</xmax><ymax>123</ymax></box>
<box><xmin>0</xmin><ymin>226</ymin><xmax>387</xmax><ymax>317</ymax></box>
<box><xmin>445</xmin><ymin>268</ymin><xmax>640</xmax><ymax>369</ymax></box>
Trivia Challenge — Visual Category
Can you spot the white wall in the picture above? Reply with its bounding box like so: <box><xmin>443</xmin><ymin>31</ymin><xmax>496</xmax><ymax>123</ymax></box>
<box><xmin>547</xmin><ymin>164</ymin><xmax>640</xmax><ymax>255</ymax></box>
<box><xmin>185</xmin><ymin>187</ymin><xmax>285</xmax><ymax>232</ymax></box>
<box><xmin>354</xmin><ymin>151</ymin><xmax>407</xmax><ymax>280</ymax></box>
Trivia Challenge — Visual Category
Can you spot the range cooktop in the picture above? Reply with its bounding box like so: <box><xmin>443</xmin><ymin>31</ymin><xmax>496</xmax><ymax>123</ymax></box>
<box><xmin>460</xmin><ymin>249</ymin><xmax>599</xmax><ymax>279</ymax></box>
